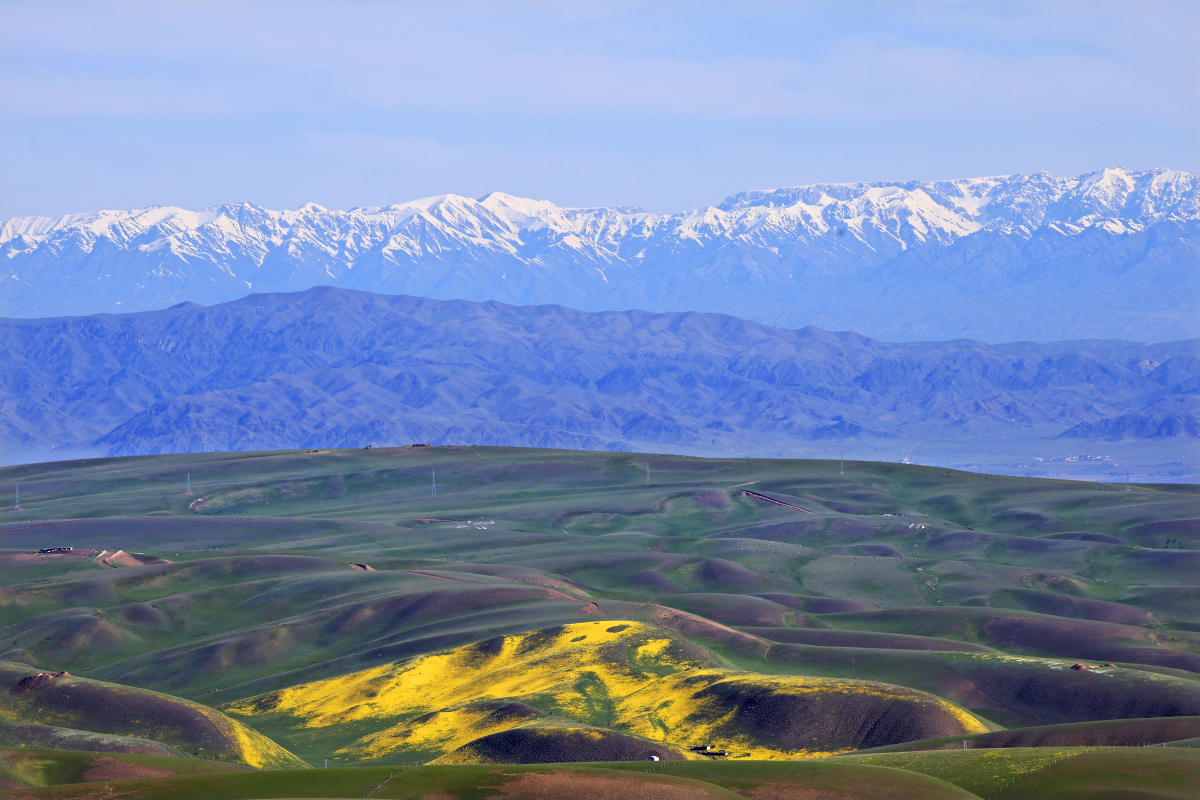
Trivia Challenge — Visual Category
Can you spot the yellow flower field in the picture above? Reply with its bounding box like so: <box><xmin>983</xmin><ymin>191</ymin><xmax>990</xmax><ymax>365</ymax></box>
<box><xmin>225</xmin><ymin>620</ymin><xmax>988</xmax><ymax>763</ymax></box>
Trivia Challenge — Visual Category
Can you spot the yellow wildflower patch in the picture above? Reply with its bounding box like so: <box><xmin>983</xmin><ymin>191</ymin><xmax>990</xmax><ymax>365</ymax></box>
<box><xmin>213</xmin><ymin>710</ymin><xmax>309</xmax><ymax>769</ymax></box>
<box><xmin>225</xmin><ymin>621</ymin><xmax>988</xmax><ymax>763</ymax></box>
<box><xmin>225</xmin><ymin>621</ymin><xmax>699</xmax><ymax>732</ymax></box>
<box><xmin>334</xmin><ymin>701</ymin><xmax>543</xmax><ymax>761</ymax></box>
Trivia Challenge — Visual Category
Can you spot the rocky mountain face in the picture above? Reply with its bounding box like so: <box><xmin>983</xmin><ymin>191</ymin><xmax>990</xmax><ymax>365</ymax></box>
<box><xmin>1</xmin><ymin>287</ymin><xmax>1194</xmax><ymax>461</ymax></box>
<box><xmin>2</xmin><ymin>168</ymin><xmax>1197</xmax><ymax>342</ymax></box>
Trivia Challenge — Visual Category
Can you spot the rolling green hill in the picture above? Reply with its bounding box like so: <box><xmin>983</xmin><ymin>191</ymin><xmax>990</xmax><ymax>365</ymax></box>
<box><xmin>0</xmin><ymin>664</ymin><xmax>305</xmax><ymax>769</ymax></box>
<box><xmin>0</xmin><ymin>445</ymin><xmax>1196</xmax><ymax>796</ymax></box>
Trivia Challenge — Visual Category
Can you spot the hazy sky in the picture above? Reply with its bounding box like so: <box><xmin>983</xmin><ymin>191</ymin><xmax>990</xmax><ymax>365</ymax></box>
<box><xmin>1</xmin><ymin>1</ymin><xmax>1197</xmax><ymax>218</ymax></box>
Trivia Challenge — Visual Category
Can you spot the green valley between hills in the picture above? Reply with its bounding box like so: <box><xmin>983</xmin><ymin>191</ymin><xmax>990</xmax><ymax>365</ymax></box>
<box><xmin>0</xmin><ymin>445</ymin><xmax>1197</xmax><ymax>798</ymax></box>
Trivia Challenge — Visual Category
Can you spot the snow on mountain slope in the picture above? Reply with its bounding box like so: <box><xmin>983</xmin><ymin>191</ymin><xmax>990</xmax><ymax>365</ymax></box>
<box><xmin>2</xmin><ymin>167</ymin><xmax>1197</xmax><ymax>341</ymax></box>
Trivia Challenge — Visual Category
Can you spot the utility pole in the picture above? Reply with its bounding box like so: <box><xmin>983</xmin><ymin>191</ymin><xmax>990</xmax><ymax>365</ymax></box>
<box><xmin>840</xmin><ymin>451</ymin><xmax>844</xmax><ymax>477</ymax></box>
<box><xmin>183</xmin><ymin>473</ymin><xmax>194</xmax><ymax>496</ymax></box>
<box><xmin>646</xmin><ymin>462</ymin><xmax>649</xmax><ymax>485</ymax></box>
<box><xmin>12</xmin><ymin>485</ymin><xmax>19</xmax><ymax>511</ymax></box>
<box><xmin>432</xmin><ymin>468</ymin><xmax>436</xmax><ymax>496</ymax></box>
<box><xmin>1126</xmin><ymin>470</ymin><xmax>1131</xmax><ymax>493</ymax></box>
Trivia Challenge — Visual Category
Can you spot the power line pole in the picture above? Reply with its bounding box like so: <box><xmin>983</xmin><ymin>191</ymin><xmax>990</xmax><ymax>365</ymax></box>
<box><xmin>12</xmin><ymin>485</ymin><xmax>19</xmax><ymax>511</ymax></box>
<box><xmin>646</xmin><ymin>462</ymin><xmax>649</xmax><ymax>485</ymax></box>
<box><xmin>1126</xmin><ymin>470</ymin><xmax>1131</xmax><ymax>493</ymax></box>
<box><xmin>840</xmin><ymin>451</ymin><xmax>844</xmax><ymax>477</ymax></box>
<box><xmin>432</xmin><ymin>468</ymin><xmax>436</xmax><ymax>496</ymax></box>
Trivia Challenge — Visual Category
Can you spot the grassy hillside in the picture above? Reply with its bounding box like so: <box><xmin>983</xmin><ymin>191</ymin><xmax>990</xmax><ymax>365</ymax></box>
<box><xmin>0</xmin><ymin>444</ymin><xmax>1195</xmax><ymax>794</ymax></box>
<box><xmin>850</xmin><ymin>715</ymin><xmax>1200</xmax><ymax>753</ymax></box>
<box><xmin>0</xmin><ymin>664</ymin><xmax>305</xmax><ymax>769</ymax></box>
<box><xmin>0</xmin><ymin>718</ymin><xmax>185</xmax><ymax>757</ymax></box>
<box><xmin>0</xmin><ymin>760</ymin><xmax>982</xmax><ymax>800</ymax></box>
<box><xmin>838</xmin><ymin>747</ymin><xmax>1200</xmax><ymax>798</ymax></box>
<box><xmin>0</xmin><ymin>747</ymin><xmax>245</xmax><ymax>789</ymax></box>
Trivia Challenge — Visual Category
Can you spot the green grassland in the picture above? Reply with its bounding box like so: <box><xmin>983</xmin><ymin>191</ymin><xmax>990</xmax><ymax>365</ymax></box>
<box><xmin>838</xmin><ymin>747</ymin><xmax>1200</xmax><ymax>798</ymax></box>
<box><xmin>0</xmin><ymin>445</ymin><xmax>1195</xmax><ymax>797</ymax></box>
<box><xmin>0</xmin><ymin>760</ymin><xmax>979</xmax><ymax>799</ymax></box>
<box><xmin>0</xmin><ymin>747</ymin><xmax>245</xmax><ymax>789</ymax></box>
<box><xmin>0</xmin><ymin>752</ymin><xmax>1195</xmax><ymax>799</ymax></box>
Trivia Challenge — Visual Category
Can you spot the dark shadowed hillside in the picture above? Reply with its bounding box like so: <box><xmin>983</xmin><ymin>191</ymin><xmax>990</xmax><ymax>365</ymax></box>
<box><xmin>0</xmin><ymin>446</ymin><xmax>1198</xmax><ymax>775</ymax></box>
<box><xmin>0</xmin><ymin>287</ymin><xmax>1195</xmax><ymax>465</ymax></box>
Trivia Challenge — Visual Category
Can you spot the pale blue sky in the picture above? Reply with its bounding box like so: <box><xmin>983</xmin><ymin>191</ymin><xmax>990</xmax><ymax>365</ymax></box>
<box><xmin>1</xmin><ymin>1</ymin><xmax>1197</xmax><ymax>218</ymax></box>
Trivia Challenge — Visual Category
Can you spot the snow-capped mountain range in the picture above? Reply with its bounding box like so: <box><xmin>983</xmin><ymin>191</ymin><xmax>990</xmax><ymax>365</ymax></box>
<box><xmin>3</xmin><ymin>167</ymin><xmax>1198</xmax><ymax>341</ymax></box>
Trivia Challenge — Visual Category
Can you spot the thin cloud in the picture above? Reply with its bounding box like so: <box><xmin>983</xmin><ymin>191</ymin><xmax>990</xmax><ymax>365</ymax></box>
<box><xmin>0</xmin><ymin>1</ymin><xmax>1195</xmax><ymax>216</ymax></box>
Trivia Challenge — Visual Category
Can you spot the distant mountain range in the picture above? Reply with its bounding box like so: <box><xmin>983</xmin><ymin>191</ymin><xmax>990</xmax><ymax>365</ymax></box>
<box><xmin>1</xmin><ymin>287</ymin><xmax>1194</xmax><ymax>462</ymax></box>
<box><xmin>2</xmin><ymin>167</ymin><xmax>1197</xmax><ymax>342</ymax></box>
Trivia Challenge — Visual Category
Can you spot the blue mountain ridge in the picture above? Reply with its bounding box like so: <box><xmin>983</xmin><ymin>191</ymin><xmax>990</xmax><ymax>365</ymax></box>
<box><xmin>1</xmin><ymin>287</ymin><xmax>1194</xmax><ymax>463</ymax></box>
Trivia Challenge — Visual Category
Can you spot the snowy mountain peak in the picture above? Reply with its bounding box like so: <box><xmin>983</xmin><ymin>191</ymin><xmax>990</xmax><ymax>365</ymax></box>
<box><xmin>1</xmin><ymin>168</ymin><xmax>1196</xmax><ymax>342</ymax></box>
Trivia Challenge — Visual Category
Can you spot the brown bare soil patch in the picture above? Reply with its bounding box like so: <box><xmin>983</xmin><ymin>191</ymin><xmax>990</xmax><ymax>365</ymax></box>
<box><xmin>490</xmin><ymin>770</ymin><xmax>724</xmax><ymax>799</ymax></box>
<box><xmin>348</xmin><ymin>563</ymin><xmax>375</xmax><ymax>571</ymax></box>
<box><xmin>80</xmin><ymin>755</ymin><xmax>174</xmax><ymax>782</ymax></box>
<box><xmin>93</xmin><ymin>549</ymin><xmax>162</xmax><ymax>568</ymax></box>
<box><xmin>10</xmin><ymin>671</ymin><xmax>69</xmax><ymax>694</ymax></box>
<box><xmin>102</xmin><ymin>551</ymin><xmax>144</xmax><ymax>568</ymax></box>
